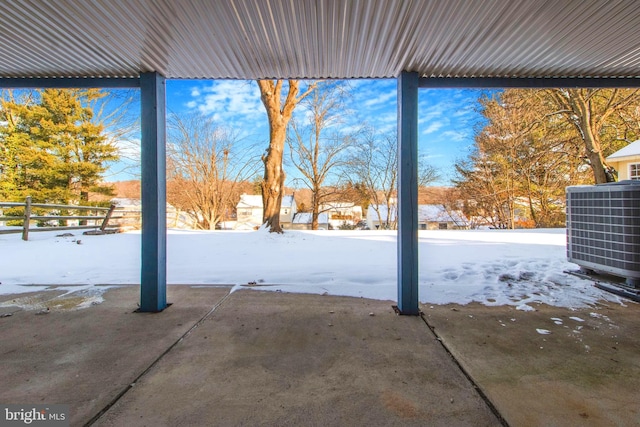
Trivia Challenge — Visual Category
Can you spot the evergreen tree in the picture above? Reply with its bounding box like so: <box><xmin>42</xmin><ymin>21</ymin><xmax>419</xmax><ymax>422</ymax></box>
<box><xmin>0</xmin><ymin>89</ymin><xmax>118</xmax><ymax>203</ymax></box>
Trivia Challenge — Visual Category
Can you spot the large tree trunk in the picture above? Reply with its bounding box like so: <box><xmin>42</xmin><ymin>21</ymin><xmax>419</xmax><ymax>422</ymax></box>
<box><xmin>261</xmin><ymin>124</ymin><xmax>286</xmax><ymax>233</ymax></box>
<box><xmin>582</xmin><ymin>125</ymin><xmax>609</xmax><ymax>184</ymax></box>
<box><xmin>570</xmin><ymin>92</ymin><xmax>610</xmax><ymax>184</ymax></box>
<box><xmin>258</xmin><ymin>80</ymin><xmax>294</xmax><ymax>233</ymax></box>
<box><xmin>257</xmin><ymin>79</ymin><xmax>316</xmax><ymax>233</ymax></box>
<box><xmin>311</xmin><ymin>187</ymin><xmax>319</xmax><ymax>230</ymax></box>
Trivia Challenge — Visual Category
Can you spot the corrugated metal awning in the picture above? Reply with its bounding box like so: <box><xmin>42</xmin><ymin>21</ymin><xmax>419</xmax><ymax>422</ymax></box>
<box><xmin>1</xmin><ymin>0</ymin><xmax>640</xmax><ymax>80</ymax></box>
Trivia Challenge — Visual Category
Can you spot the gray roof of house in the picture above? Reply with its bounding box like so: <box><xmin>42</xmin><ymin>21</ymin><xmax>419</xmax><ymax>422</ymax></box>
<box><xmin>368</xmin><ymin>204</ymin><xmax>468</xmax><ymax>224</ymax></box>
<box><xmin>607</xmin><ymin>140</ymin><xmax>640</xmax><ymax>160</ymax></box>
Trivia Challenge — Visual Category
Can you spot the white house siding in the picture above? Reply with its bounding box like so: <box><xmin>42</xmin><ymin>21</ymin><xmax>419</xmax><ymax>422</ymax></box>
<box><xmin>235</xmin><ymin>195</ymin><xmax>263</xmax><ymax>230</ymax></box>
<box><xmin>235</xmin><ymin>194</ymin><xmax>297</xmax><ymax>230</ymax></box>
<box><xmin>418</xmin><ymin>205</ymin><xmax>469</xmax><ymax>230</ymax></box>
<box><xmin>366</xmin><ymin>205</ymin><xmax>396</xmax><ymax>230</ymax></box>
<box><xmin>291</xmin><ymin>212</ymin><xmax>329</xmax><ymax>230</ymax></box>
<box><xmin>320</xmin><ymin>203</ymin><xmax>363</xmax><ymax>228</ymax></box>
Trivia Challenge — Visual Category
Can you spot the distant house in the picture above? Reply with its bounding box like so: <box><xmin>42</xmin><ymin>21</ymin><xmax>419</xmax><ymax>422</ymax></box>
<box><xmin>235</xmin><ymin>195</ymin><xmax>263</xmax><ymax>230</ymax></box>
<box><xmin>366</xmin><ymin>204</ymin><xmax>397</xmax><ymax>230</ymax></box>
<box><xmin>319</xmin><ymin>202</ymin><xmax>363</xmax><ymax>229</ymax></box>
<box><xmin>367</xmin><ymin>203</ymin><xmax>468</xmax><ymax>230</ymax></box>
<box><xmin>607</xmin><ymin>140</ymin><xmax>640</xmax><ymax>181</ymax></box>
<box><xmin>290</xmin><ymin>212</ymin><xmax>330</xmax><ymax>230</ymax></box>
<box><xmin>234</xmin><ymin>194</ymin><xmax>297</xmax><ymax>230</ymax></box>
<box><xmin>418</xmin><ymin>205</ymin><xmax>469</xmax><ymax>230</ymax></box>
<box><xmin>110</xmin><ymin>198</ymin><xmax>197</xmax><ymax>229</ymax></box>
<box><xmin>280</xmin><ymin>195</ymin><xmax>297</xmax><ymax>228</ymax></box>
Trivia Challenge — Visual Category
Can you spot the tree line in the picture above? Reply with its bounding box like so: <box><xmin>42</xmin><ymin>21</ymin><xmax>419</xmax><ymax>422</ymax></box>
<box><xmin>4</xmin><ymin>84</ymin><xmax>639</xmax><ymax>232</ymax></box>
<box><xmin>453</xmin><ymin>88</ymin><xmax>640</xmax><ymax>228</ymax></box>
<box><xmin>167</xmin><ymin>80</ymin><xmax>437</xmax><ymax>231</ymax></box>
<box><xmin>0</xmin><ymin>83</ymin><xmax>435</xmax><ymax>231</ymax></box>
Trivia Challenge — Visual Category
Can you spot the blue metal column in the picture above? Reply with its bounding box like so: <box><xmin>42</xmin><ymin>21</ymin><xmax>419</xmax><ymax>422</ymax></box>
<box><xmin>397</xmin><ymin>71</ymin><xmax>420</xmax><ymax>315</ymax></box>
<box><xmin>139</xmin><ymin>72</ymin><xmax>167</xmax><ymax>312</ymax></box>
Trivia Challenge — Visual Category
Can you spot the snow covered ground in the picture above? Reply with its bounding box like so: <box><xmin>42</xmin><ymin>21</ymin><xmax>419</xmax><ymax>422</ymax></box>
<box><xmin>0</xmin><ymin>228</ymin><xmax>625</xmax><ymax>309</ymax></box>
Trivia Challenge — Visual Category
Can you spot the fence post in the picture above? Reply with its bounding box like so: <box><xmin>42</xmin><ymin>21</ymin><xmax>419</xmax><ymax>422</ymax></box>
<box><xmin>100</xmin><ymin>204</ymin><xmax>116</xmax><ymax>232</ymax></box>
<box><xmin>22</xmin><ymin>196</ymin><xmax>32</xmax><ymax>241</ymax></box>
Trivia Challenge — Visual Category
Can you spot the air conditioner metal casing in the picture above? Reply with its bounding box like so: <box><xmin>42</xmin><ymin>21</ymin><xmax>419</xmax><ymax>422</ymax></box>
<box><xmin>566</xmin><ymin>181</ymin><xmax>640</xmax><ymax>287</ymax></box>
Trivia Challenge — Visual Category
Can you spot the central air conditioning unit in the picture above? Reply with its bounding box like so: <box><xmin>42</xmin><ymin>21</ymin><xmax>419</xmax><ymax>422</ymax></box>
<box><xmin>566</xmin><ymin>180</ymin><xmax>640</xmax><ymax>289</ymax></box>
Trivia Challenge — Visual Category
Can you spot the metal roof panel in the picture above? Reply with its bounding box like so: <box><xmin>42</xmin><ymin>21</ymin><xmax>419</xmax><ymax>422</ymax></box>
<box><xmin>1</xmin><ymin>0</ymin><xmax>640</xmax><ymax>79</ymax></box>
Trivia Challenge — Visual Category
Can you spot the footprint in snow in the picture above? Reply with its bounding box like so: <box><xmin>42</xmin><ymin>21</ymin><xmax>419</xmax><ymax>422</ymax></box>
<box><xmin>443</xmin><ymin>272</ymin><xmax>459</xmax><ymax>281</ymax></box>
<box><xmin>519</xmin><ymin>271</ymin><xmax>536</xmax><ymax>281</ymax></box>
<box><xmin>498</xmin><ymin>273</ymin><xmax>517</xmax><ymax>282</ymax></box>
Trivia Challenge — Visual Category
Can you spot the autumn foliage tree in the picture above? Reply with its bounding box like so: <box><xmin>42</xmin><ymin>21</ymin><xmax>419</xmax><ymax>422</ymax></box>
<box><xmin>454</xmin><ymin>88</ymin><xmax>640</xmax><ymax>228</ymax></box>
<box><xmin>544</xmin><ymin>88</ymin><xmax>640</xmax><ymax>183</ymax></box>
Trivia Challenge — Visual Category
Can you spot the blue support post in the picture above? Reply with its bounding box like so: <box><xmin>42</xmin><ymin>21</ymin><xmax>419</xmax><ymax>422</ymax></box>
<box><xmin>139</xmin><ymin>72</ymin><xmax>167</xmax><ymax>312</ymax></box>
<box><xmin>397</xmin><ymin>71</ymin><xmax>420</xmax><ymax>315</ymax></box>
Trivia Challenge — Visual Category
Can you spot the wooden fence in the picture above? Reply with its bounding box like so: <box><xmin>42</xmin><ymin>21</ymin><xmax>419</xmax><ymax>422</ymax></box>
<box><xmin>0</xmin><ymin>196</ymin><xmax>117</xmax><ymax>241</ymax></box>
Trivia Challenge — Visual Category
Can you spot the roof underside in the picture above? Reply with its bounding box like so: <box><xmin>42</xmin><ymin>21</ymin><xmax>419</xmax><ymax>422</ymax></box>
<box><xmin>1</xmin><ymin>0</ymin><xmax>640</xmax><ymax>80</ymax></box>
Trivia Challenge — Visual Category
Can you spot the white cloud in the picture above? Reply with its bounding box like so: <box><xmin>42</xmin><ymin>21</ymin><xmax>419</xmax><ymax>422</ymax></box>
<box><xmin>189</xmin><ymin>80</ymin><xmax>265</xmax><ymax>125</ymax></box>
<box><xmin>367</xmin><ymin>112</ymin><xmax>397</xmax><ymax>134</ymax></box>
<box><xmin>350</xmin><ymin>79</ymin><xmax>396</xmax><ymax>109</ymax></box>
<box><xmin>418</xmin><ymin>152</ymin><xmax>445</xmax><ymax>160</ymax></box>
<box><xmin>452</xmin><ymin>105</ymin><xmax>474</xmax><ymax>118</ymax></box>
<box><xmin>441</xmin><ymin>130</ymin><xmax>469</xmax><ymax>142</ymax></box>
<box><xmin>190</xmin><ymin>88</ymin><xmax>201</xmax><ymax>97</ymax></box>
<box><xmin>112</xmin><ymin>137</ymin><xmax>140</xmax><ymax>161</ymax></box>
<box><xmin>422</xmin><ymin>120</ymin><xmax>445</xmax><ymax>135</ymax></box>
<box><xmin>418</xmin><ymin>103</ymin><xmax>446</xmax><ymax>122</ymax></box>
<box><xmin>363</xmin><ymin>90</ymin><xmax>396</xmax><ymax>108</ymax></box>
<box><xmin>105</xmin><ymin>137</ymin><xmax>142</xmax><ymax>181</ymax></box>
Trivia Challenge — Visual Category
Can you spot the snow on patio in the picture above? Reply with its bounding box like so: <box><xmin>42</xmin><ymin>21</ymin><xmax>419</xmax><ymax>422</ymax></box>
<box><xmin>0</xmin><ymin>228</ymin><xmax>625</xmax><ymax>309</ymax></box>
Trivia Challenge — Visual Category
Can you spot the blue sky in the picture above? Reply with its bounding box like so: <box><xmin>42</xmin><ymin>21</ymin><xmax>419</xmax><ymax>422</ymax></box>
<box><xmin>107</xmin><ymin>79</ymin><xmax>489</xmax><ymax>186</ymax></box>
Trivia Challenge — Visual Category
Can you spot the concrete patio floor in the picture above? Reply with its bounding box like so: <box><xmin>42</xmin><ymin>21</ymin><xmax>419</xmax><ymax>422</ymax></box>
<box><xmin>423</xmin><ymin>300</ymin><xmax>640</xmax><ymax>427</ymax></box>
<box><xmin>0</xmin><ymin>285</ymin><xmax>638</xmax><ymax>426</ymax></box>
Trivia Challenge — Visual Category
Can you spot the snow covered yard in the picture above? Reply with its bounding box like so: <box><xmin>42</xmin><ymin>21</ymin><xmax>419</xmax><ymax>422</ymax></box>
<box><xmin>0</xmin><ymin>228</ymin><xmax>624</xmax><ymax>309</ymax></box>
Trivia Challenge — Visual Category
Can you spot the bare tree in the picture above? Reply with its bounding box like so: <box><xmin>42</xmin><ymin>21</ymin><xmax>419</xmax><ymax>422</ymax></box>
<box><xmin>349</xmin><ymin>130</ymin><xmax>398</xmax><ymax>229</ymax></box>
<box><xmin>348</xmin><ymin>127</ymin><xmax>440</xmax><ymax>230</ymax></box>
<box><xmin>287</xmin><ymin>82</ymin><xmax>354</xmax><ymax>230</ymax></box>
<box><xmin>257</xmin><ymin>80</ymin><xmax>316</xmax><ymax>233</ymax></box>
<box><xmin>418</xmin><ymin>160</ymin><xmax>440</xmax><ymax>188</ymax></box>
<box><xmin>91</xmin><ymin>89</ymin><xmax>140</xmax><ymax>182</ymax></box>
<box><xmin>167</xmin><ymin>113</ymin><xmax>259</xmax><ymax>230</ymax></box>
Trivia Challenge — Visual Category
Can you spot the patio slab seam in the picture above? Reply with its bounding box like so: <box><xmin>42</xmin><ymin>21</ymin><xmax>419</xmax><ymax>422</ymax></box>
<box><xmin>84</xmin><ymin>288</ymin><xmax>234</xmax><ymax>426</ymax></box>
<box><xmin>419</xmin><ymin>312</ymin><xmax>509</xmax><ymax>427</ymax></box>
